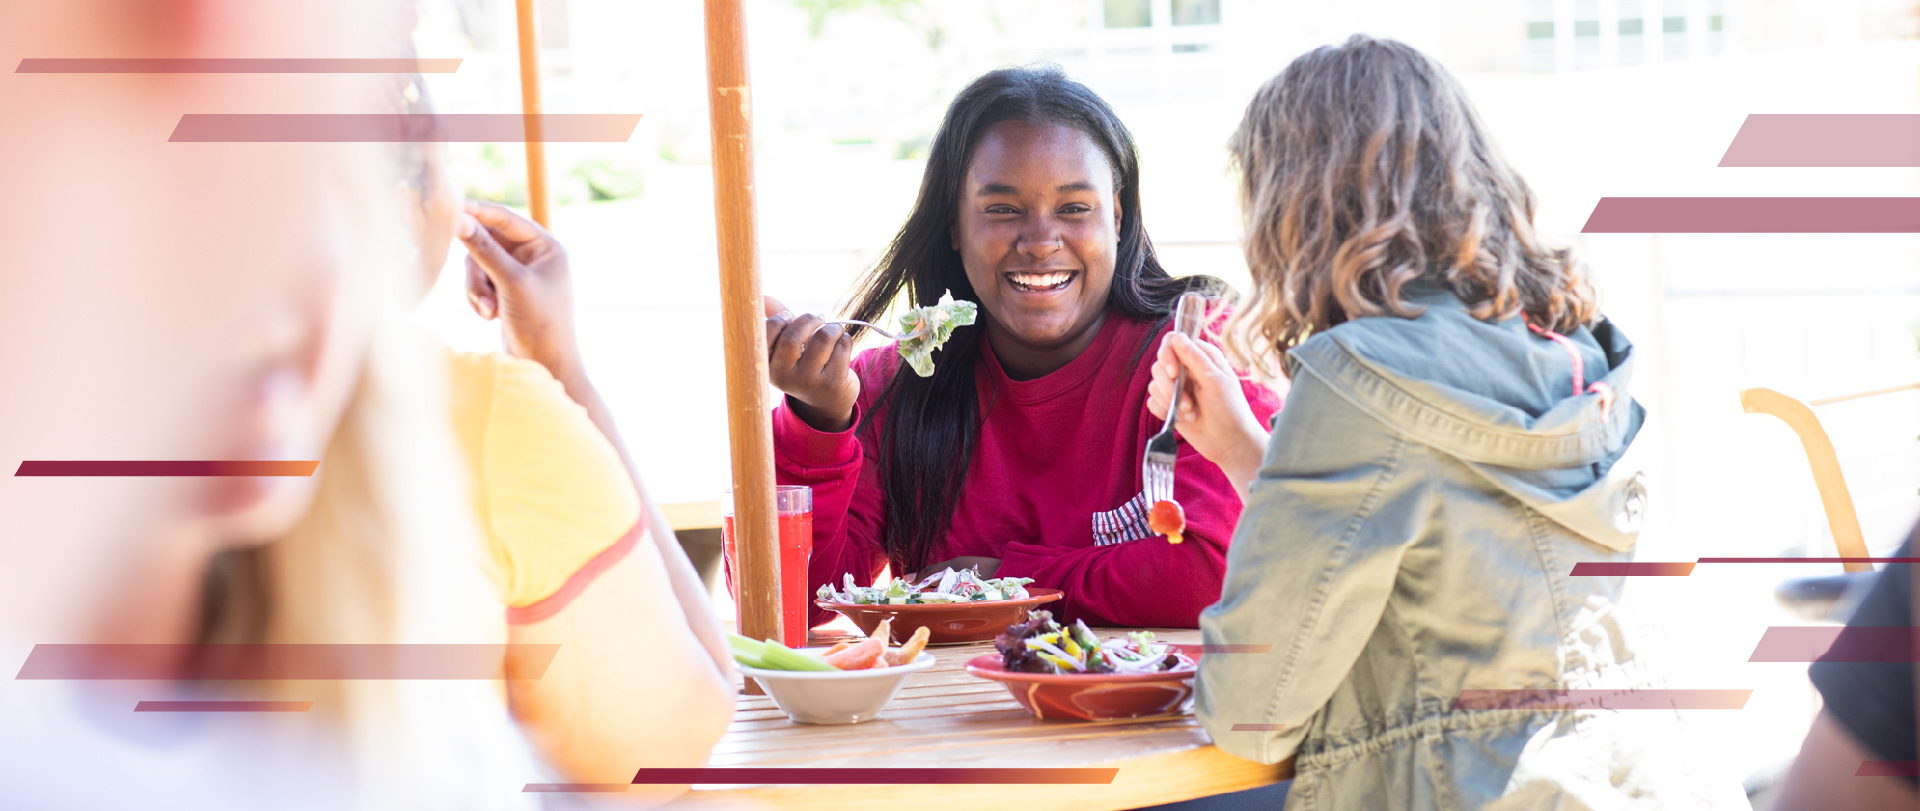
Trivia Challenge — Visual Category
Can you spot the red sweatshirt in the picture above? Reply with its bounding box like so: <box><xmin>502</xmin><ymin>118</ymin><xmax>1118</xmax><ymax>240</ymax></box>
<box><xmin>774</xmin><ymin>313</ymin><xmax>1283</xmax><ymax>629</ymax></box>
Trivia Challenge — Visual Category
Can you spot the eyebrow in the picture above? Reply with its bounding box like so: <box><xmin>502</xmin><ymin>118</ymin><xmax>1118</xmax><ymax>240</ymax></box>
<box><xmin>975</xmin><ymin>181</ymin><xmax>1098</xmax><ymax>196</ymax></box>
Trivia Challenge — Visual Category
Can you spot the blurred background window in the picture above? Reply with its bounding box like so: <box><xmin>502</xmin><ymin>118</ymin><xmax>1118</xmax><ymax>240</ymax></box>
<box><xmin>1104</xmin><ymin>0</ymin><xmax>1150</xmax><ymax>28</ymax></box>
<box><xmin>1620</xmin><ymin>0</ymin><xmax>1646</xmax><ymax>66</ymax></box>
<box><xmin>1665</xmin><ymin>0</ymin><xmax>1690</xmax><ymax>60</ymax></box>
<box><xmin>1171</xmin><ymin>0</ymin><xmax>1220</xmax><ymax>27</ymax></box>
<box><xmin>1574</xmin><ymin>0</ymin><xmax>1601</xmax><ymax>70</ymax></box>
<box><xmin>1527</xmin><ymin>0</ymin><xmax>1557</xmax><ymax>73</ymax></box>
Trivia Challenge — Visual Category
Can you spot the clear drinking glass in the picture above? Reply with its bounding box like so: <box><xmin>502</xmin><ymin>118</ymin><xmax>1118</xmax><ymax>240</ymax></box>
<box><xmin>721</xmin><ymin>485</ymin><xmax>813</xmax><ymax>648</ymax></box>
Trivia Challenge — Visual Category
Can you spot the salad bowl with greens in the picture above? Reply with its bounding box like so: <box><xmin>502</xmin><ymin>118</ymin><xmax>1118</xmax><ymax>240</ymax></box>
<box><xmin>814</xmin><ymin>568</ymin><xmax>1063</xmax><ymax>646</ymax></box>
<box><xmin>991</xmin><ymin>611</ymin><xmax>1192</xmax><ymax>676</ymax></box>
<box><xmin>816</xmin><ymin>567</ymin><xmax>1035</xmax><ymax>606</ymax></box>
<box><xmin>964</xmin><ymin>611</ymin><xmax>1199</xmax><ymax>721</ymax></box>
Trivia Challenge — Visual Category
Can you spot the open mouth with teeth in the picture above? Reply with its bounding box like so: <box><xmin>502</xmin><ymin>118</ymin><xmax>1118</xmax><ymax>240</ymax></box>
<box><xmin>1006</xmin><ymin>270</ymin><xmax>1076</xmax><ymax>293</ymax></box>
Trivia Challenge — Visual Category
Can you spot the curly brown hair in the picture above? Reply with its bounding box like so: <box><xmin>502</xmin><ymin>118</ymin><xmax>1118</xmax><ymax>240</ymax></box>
<box><xmin>1224</xmin><ymin>35</ymin><xmax>1598</xmax><ymax>376</ymax></box>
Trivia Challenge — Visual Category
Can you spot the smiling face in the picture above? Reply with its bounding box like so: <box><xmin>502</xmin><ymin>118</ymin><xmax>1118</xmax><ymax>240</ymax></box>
<box><xmin>951</xmin><ymin>120</ymin><xmax>1121</xmax><ymax>378</ymax></box>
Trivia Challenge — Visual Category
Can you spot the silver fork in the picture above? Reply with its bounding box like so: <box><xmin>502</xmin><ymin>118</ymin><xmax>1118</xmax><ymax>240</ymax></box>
<box><xmin>823</xmin><ymin>319</ymin><xmax>927</xmax><ymax>342</ymax></box>
<box><xmin>1142</xmin><ymin>292</ymin><xmax>1207</xmax><ymax>506</ymax></box>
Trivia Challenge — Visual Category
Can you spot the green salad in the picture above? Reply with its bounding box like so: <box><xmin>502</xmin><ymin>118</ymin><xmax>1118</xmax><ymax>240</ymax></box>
<box><xmin>817</xmin><ymin>567</ymin><xmax>1035</xmax><ymax>605</ymax></box>
<box><xmin>895</xmin><ymin>291</ymin><xmax>977</xmax><ymax>377</ymax></box>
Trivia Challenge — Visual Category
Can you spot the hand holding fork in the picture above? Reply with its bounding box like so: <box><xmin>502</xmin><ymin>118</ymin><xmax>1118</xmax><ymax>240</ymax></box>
<box><xmin>1145</xmin><ymin>295</ymin><xmax>1273</xmax><ymax>506</ymax></box>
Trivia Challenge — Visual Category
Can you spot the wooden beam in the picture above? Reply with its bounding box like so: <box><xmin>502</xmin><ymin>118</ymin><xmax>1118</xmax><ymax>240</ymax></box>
<box><xmin>703</xmin><ymin>0</ymin><xmax>783</xmax><ymax>658</ymax></box>
<box><xmin>513</xmin><ymin>0</ymin><xmax>551</xmax><ymax>227</ymax></box>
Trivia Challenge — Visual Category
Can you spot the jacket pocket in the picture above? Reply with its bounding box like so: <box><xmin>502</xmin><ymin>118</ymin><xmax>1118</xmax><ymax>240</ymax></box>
<box><xmin>1091</xmin><ymin>490</ymin><xmax>1152</xmax><ymax>546</ymax></box>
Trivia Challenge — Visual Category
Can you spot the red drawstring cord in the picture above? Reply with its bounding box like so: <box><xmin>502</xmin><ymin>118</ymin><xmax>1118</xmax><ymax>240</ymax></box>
<box><xmin>1527</xmin><ymin>321</ymin><xmax>1615</xmax><ymax>418</ymax></box>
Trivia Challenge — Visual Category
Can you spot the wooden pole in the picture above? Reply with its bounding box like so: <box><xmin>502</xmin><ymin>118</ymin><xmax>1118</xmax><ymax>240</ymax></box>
<box><xmin>703</xmin><ymin>0</ymin><xmax>784</xmax><ymax>660</ymax></box>
<box><xmin>513</xmin><ymin>0</ymin><xmax>551</xmax><ymax>227</ymax></box>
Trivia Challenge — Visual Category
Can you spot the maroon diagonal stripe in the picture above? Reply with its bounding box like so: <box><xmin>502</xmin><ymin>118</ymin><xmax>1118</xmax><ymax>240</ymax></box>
<box><xmin>1857</xmin><ymin>761</ymin><xmax>1920</xmax><ymax>777</ymax></box>
<box><xmin>629</xmin><ymin>768</ymin><xmax>1117</xmax><ymax>785</ymax></box>
<box><xmin>1719</xmin><ymin>115</ymin><xmax>1920</xmax><ymax>167</ymax></box>
<box><xmin>16</xmin><ymin>58</ymin><xmax>461</xmax><ymax>73</ymax></box>
<box><xmin>168</xmin><ymin>114</ymin><xmax>640</xmax><ymax>143</ymax></box>
<box><xmin>1698</xmin><ymin>557</ymin><xmax>1920</xmax><ymax>564</ymax></box>
<box><xmin>1568</xmin><ymin>562</ymin><xmax>1696</xmax><ymax>576</ymax></box>
<box><xmin>15</xmin><ymin>461</ymin><xmax>318</xmax><ymax>476</ymax></box>
<box><xmin>1581</xmin><ymin>198</ymin><xmax>1920</xmax><ymax>233</ymax></box>
<box><xmin>1750</xmin><ymin>626</ymin><xmax>1920</xmax><ymax>662</ymax></box>
<box><xmin>134</xmin><ymin>701</ymin><xmax>313</xmax><ymax>712</ymax></box>
<box><xmin>1451</xmin><ymin>689</ymin><xmax>1752</xmax><ymax>710</ymax></box>
<box><xmin>15</xmin><ymin>644</ymin><xmax>558</xmax><ymax>679</ymax></box>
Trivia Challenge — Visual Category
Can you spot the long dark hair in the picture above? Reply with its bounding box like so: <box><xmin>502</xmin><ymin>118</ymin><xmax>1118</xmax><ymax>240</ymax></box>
<box><xmin>843</xmin><ymin>65</ymin><xmax>1221</xmax><ymax>573</ymax></box>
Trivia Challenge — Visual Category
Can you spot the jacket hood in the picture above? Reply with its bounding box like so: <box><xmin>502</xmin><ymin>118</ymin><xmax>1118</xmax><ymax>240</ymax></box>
<box><xmin>1286</xmin><ymin>283</ymin><xmax>1648</xmax><ymax>551</ymax></box>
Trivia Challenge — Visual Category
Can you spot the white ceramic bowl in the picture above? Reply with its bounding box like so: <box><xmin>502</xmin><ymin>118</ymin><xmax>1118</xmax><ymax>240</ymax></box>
<box><xmin>739</xmin><ymin>650</ymin><xmax>935</xmax><ymax>725</ymax></box>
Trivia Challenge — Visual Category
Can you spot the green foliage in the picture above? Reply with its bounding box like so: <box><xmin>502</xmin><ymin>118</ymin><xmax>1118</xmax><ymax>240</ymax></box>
<box><xmin>892</xmin><ymin>132</ymin><xmax>933</xmax><ymax>161</ymax></box>
<box><xmin>793</xmin><ymin>0</ymin><xmax>926</xmax><ymax>38</ymax></box>
<box><xmin>464</xmin><ymin>143</ymin><xmax>528</xmax><ymax>206</ymax></box>
<box><xmin>569</xmin><ymin>158</ymin><xmax>644</xmax><ymax>202</ymax></box>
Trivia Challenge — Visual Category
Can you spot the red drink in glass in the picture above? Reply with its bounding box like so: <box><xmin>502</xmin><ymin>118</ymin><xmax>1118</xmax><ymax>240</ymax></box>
<box><xmin>722</xmin><ymin>486</ymin><xmax>813</xmax><ymax>649</ymax></box>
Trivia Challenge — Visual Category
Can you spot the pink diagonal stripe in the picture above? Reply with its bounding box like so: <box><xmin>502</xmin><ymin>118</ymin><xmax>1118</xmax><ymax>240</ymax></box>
<box><xmin>629</xmin><ymin>768</ymin><xmax>1117</xmax><ymax>785</ymax></box>
<box><xmin>15</xmin><ymin>461</ymin><xmax>318</xmax><ymax>476</ymax></box>
<box><xmin>1568</xmin><ymin>562</ymin><xmax>1696</xmax><ymax>576</ymax></box>
<box><xmin>1719</xmin><ymin>115</ymin><xmax>1920</xmax><ymax>167</ymax></box>
<box><xmin>1451</xmin><ymin>689</ymin><xmax>1752</xmax><ymax>710</ymax></box>
<box><xmin>134</xmin><ymin>701</ymin><xmax>312</xmax><ymax>712</ymax></box>
<box><xmin>16</xmin><ymin>58</ymin><xmax>461</xmax><ymax>73</ymax></box>
<box><xmin>1857</xmin><ymin>761</ymin><xmax>1920</xmax><ymax>777</ymax></box>
<box><xmin>1749</xmin><ymin>626</ymin><xmax>1920</xmax><ymax>662</ymax></box>
<box><xmin>1581</xmin><ymin>198</ymin><xmax>1920</xmax><ymax>233</ymax></box>
<box><xmin>168</xmin><ymin>114</ymin><xmax>640</xmax><ymax>143</ymax></box>
<box><xmin>16</xmin><ymin>643</ymin><xmax>558</xmax><ymax>679</ymax></box>
<box><xmin>524</xmin><ymin>784</ymin><xmax>630</xmax><ymax>793</ymax></box>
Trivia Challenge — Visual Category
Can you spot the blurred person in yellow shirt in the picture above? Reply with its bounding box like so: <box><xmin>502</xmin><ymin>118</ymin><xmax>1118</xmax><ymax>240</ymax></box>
<box><xmin>0</xmin><ymin>1</ymin><xmax>542</xmax><ymax>807</ymax></box>
<box><xmin>394</xmin><ymin>101</ymin><xmax>734</xmax><ymax>793</ymax></box>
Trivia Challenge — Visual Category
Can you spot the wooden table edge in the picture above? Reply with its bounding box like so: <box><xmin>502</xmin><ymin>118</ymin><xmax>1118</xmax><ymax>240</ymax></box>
<box><xmin>666</xmin><ymin>745</ymin><xmax>1293</xmax><ymax>810</ymax></box>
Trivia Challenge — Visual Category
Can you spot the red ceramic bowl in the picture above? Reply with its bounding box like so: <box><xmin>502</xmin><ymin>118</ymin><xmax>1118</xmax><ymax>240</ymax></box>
<box><xmin>815</xmin><ymin>588</ymin><xmax>1064</xmax><ymax>645</ymax></box>
<box><xmin>964</xmin><ymin>645</ymin><xmax>1200</xmax><ymax>721</ymax></box>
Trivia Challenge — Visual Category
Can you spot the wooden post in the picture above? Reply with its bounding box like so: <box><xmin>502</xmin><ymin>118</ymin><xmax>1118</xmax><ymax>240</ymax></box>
<box><xmin>703</xmin><ymin>0</ymin><xmax>784</xmax><ymax>662</ymax></box>
<box><xmin>513</xmin><ymin>0</ymin><xmax>551</xmax><ymax>227</ymax></box>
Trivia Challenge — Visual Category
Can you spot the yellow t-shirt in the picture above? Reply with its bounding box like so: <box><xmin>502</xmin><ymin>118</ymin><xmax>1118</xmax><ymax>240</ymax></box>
<box><xmin>444</xmin><ymin>349</ymin><xmax>643</xmax><ymax>623</ymax></box>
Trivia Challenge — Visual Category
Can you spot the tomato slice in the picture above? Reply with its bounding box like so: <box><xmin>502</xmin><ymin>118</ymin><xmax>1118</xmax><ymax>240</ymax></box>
<box><xmin>1147</xmin><ymin>499</ymin><xmax>1186</xmax><ymax>544</ymax></box>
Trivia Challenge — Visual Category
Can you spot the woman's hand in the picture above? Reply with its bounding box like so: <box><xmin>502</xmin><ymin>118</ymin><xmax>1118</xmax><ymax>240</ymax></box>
<box><xmin>1147</xmin><ymin>332</ymin><xmax>1271</xmax><ymax>500</ymax></box>
<box><xmin>457</xmin><ymin>201</ymin><xmax>582</xmax><ymax>382</ymax></box>
<box><xmin>918</xmin><ymin>556</ymin><xmax>1001</xmax><ymax>580</ymax></box>
<box><xmin>764</xmin><ymin>296</ymin><xmax>858</xmax><ymax>433</ymax></box>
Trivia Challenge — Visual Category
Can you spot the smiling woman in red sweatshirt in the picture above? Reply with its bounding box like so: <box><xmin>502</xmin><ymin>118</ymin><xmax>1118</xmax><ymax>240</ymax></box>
<box><xmin>760</xmin><ymin>66</ymin><xmax>1281</xmax><ymax>629</ymax></box>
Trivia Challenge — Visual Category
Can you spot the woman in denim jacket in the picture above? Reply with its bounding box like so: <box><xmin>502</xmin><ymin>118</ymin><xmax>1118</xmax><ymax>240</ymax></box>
<box><xmin>1147</xmin><ymin>36</ymin><xmax>1744</xmax><ymax>809</ymax></box>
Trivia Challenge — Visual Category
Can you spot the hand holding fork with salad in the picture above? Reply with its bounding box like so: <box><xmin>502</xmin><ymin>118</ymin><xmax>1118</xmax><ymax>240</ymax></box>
<box><xmin>1145</xmin><ymin>295</ymin><xmax>1274</xmax><ymax>508</ymax></box>
<box><xmin>763</xmin><ymin>291</ymin><xmax>977</xmax><ymax>433</ymax></box>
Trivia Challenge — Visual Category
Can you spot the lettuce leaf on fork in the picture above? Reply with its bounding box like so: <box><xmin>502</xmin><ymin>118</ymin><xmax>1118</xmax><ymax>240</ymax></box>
<box><xmin>895</xmin><ymin>291</ymin><xmax>977</xmax><ymax>377</ymax></box>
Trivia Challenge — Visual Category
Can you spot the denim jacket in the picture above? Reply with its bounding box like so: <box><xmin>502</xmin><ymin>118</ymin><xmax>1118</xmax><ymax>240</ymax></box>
<box><xmin>1195</xmin><ymin>285</ymin><xmax>1741</xmax><ymax>810</ymax></box>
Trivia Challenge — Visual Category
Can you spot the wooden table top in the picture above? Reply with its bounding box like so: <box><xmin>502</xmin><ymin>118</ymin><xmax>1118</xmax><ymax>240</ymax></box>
<box><xmin>674</xmin><ymin>628</ymin><xmax>1292</xmax><ymax>810</ymax></box>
